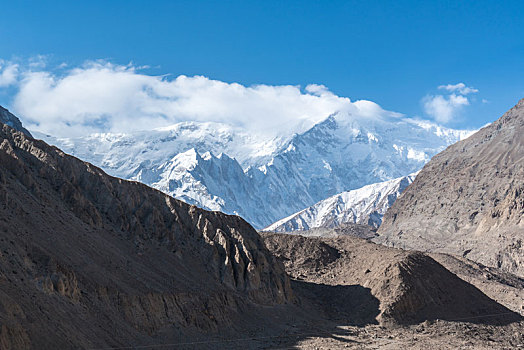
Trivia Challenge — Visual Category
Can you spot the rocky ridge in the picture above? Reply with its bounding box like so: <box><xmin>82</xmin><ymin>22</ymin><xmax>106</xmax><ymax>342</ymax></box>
<box><xmin>0</xmin><ymin>121</ymin><xmax>292</xmax><ymax>348</ymax></box>
<box><xmin>377</xmin><ymin>99</ymin><xmax>524</xmax><ymax>277</ymax></box>
<box><xmin>0</xmin><ymin>106</ymin><xmax>32</xmax><ymax>137</ymax></box>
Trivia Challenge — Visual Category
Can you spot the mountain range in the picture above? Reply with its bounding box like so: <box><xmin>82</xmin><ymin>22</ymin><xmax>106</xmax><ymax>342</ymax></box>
<box><xmin>39</xmin><ymin>110</ymin><xmax>472</xmax><ymax>229</ymax></box>
<box><xmin>0</xmin><ymin>102</ymin><xmax>523</xmax><ymax>348</ymax></box>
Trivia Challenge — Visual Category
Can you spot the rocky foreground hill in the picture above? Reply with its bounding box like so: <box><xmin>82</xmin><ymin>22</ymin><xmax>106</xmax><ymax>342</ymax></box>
<box><xmin>0</xmin><ymin>122</ymin><xmax>293</xmax><ymax>348</ymax></box>
<box><xmin>262</xmin><ymin>232</ymin><xmax>523</xmax><ymax>348</ymax></box>
<box><xmin>377</xmin><ymin>99</ymin><xmax>524</xmax><ymax>278</ymax></box>
<box><xmin>0</xmin><ymin>114</ymin><xmax>522</xmax><ymax>349</ymax></box>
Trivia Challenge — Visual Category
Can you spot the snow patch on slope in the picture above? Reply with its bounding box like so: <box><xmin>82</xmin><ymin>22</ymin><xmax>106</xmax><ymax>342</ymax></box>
<box><xmin>264</xmin><ymin>174</ymin><xmax>417</xmax><ymax>232</ymax></box>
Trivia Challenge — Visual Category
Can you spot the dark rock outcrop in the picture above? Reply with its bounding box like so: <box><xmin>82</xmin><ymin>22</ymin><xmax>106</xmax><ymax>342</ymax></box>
<box><xmin>263</xmin><ymin>233</ymin><xmax>520</xmax><ymax>326</ymax></box>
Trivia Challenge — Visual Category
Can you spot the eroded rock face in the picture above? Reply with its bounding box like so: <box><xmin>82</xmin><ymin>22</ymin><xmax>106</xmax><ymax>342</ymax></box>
<box><xmin>0</xmin><ymin>123</ymin><xmax>292</xmax><ymax>348</ymax></box>
<box><xmin>377</xmin><ymin>99</ymin><xmax>524</xmax><ymax>277</ymax></box>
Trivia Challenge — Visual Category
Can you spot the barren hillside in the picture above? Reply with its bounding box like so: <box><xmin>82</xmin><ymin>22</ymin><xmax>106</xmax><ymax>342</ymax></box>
<box><xmin>0</xmin><ymin>123</ymin><xmax>292</xmax><ymax>349</ymax></box>
<box><xmin>377</xmin><ymin>99</ymin><xmax>524</xmax><ymax>277</ymax></box>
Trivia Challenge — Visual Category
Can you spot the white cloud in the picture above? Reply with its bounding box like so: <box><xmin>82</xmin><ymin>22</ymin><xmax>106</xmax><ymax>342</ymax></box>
<box><xmin>423</xmin><ymin>82</ymin><xmax>479</xmax><ymax>124</ymax></box>
<box><xmin>28</xmin><ymin>55</ymin><xmax>49</xmax><ymax>69</ymax></box>
<box><xmin>305</xmin><ymin>84</ymin><xmax>330</xmax><ymax>96</ymax></box>
<box><xmin>0</xmin><ymin>61</ymin><xmax>19</xmax><ymax>87</ymax></box>
<box><xmin>4</xmin><ymin>60</ymin><xmax>399</xmax><ymax>137</ymax></box>
<box><xmin>423</xmin><ymin>93</ymin><xmax>470</xmax><ymax>124</ymax></box>
<box><xmin>438</xmin><ymin>82</ymin><xmax>478</xmax><ymax>95</ymax></box>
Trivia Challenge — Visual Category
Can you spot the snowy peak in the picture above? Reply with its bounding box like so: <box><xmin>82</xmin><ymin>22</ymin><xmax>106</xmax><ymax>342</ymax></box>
<box><xmin>38</xmin><ymin>109</ymin><xmax>470</xmax><ymax>229</ymax></box>
<box><xmin>141</xmin><ymin>148</ymin><xmax>278</xmax><ymax>226</ymax></box>
<box><xmin>39</xmin><ymin>120</ymin><xmax>286</xmax><ymax>181</ymax></box>
<box><xmin>259</xmin><ymin>111</ymin><xmax>467</xmax><ymax>208</ymax></box>
<box><xmin>264</xmin><ymin>174</ymin><xmax>416</xmax><ymax>232</ymax></box>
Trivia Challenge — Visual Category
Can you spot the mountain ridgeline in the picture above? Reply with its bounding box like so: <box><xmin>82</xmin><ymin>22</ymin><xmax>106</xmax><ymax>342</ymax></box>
<box><xmin>265</xmin><ymin>174</ymin><xmax>416</xmax><ymax>232</ymax></box>
<box><xmin>42</xmin><ymin>111</ymin><xmax>471</xmax><ymax>229</ymax></box>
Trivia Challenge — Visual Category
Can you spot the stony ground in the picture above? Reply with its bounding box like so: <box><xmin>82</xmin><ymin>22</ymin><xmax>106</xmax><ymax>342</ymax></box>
<box><xmin>255</xmin><ymin>233</ymin><xmax>524</xmax><ymax>350</ymax></box>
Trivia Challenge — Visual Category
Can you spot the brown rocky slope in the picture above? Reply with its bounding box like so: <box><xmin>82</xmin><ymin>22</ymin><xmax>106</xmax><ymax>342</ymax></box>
<box><xmin>0</xmin><ymin>122</ymin><xmax>292</xmax><ymax>349</ymax></box>
<box><xmin>262</xmin><ymin>233</ymin><xmax>521</xmax><ymax>326</ymax></box>
<box><xmin>377</xmin><ymin>98</ymin><xmax>524</xmax><ymax>277</ymax></box>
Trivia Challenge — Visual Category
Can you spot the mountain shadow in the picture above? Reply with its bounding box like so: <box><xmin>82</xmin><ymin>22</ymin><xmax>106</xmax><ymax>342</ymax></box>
<box><xmin>292</xmin><ymin>279</ymin><xmax>380</xmax><ymax>326</ymax></box>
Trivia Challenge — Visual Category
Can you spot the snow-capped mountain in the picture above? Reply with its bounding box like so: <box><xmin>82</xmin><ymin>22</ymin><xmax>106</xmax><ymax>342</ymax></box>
<box><xmin>39</xmin><ymin>121</ymin><xmax>286</xmax><ymax>180</ymax></box>
<box><xmin>38</xmin><ymin>111</ymin><xmax>472</xmax><ymax>229</ymax></box>
<box><xmin>264</xmin><ymin>174</ymin><xmax>416</xmax><ymax>232</ymax></box>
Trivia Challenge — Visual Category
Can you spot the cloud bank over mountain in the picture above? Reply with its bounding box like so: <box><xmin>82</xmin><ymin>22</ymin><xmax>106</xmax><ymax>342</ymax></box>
<box><xmin>0</xmin><ymin>59</ymin><xmax>400</xmax><ymax>138</ymax></box>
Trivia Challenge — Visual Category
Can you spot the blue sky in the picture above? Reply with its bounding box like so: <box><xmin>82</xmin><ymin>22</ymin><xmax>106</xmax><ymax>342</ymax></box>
<box><xmin>1</xmin><ymin>0</ymin><xmax>523</xmax><ymax>134</ymax></box>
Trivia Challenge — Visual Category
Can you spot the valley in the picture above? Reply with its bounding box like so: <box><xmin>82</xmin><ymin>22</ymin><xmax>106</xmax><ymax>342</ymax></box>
<box><xmin>0</xmin><ymin>101</ymin><xmax>522</xmax><ymax>348</ymax></box>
